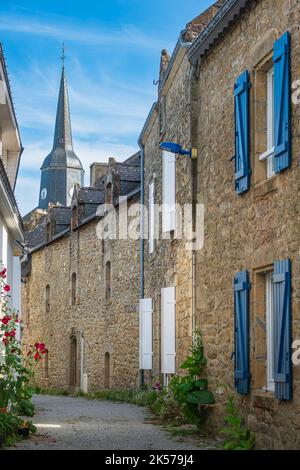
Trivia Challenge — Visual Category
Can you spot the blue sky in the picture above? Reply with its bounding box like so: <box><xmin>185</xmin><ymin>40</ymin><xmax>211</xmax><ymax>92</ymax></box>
<box><xmin>0</xmin><ymin>0</ymin><xmax>214</xmax><ymax>214</ymax></box>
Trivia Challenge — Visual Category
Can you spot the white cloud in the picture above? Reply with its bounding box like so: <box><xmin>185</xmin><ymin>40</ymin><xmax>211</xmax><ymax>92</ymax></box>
<box><xmin>0</xmin><ymin>14</ymin><xmax>163</xmax><ymax>51</ymax></box>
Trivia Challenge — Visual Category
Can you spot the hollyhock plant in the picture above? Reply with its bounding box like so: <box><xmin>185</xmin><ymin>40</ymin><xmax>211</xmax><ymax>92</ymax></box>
<box><xmin>0</xmin><ymin>262</ymin><xmax>47</xmax><ymax>418</ymax></box>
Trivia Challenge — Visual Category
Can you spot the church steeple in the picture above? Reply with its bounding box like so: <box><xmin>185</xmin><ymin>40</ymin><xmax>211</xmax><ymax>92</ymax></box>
<box><xmin>39</xmin><ymin>56</ymin><xmax>84</xmax><ymax>209</ymax></box>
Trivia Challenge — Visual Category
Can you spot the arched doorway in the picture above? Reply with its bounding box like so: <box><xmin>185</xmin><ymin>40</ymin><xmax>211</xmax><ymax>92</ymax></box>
<box><xmin>104</xmin><ymin>352</ymin><xmax>110</xmax><ymax>389</ymax></box>
<box><xmin>70</xmin><ymin>336</ymin><xmax>77</xmax><ymax>387</ymax></box>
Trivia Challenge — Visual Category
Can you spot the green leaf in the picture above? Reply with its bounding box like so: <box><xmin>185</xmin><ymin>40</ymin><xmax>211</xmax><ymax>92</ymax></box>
<box><xmin>194</xmin><ymin>379</ymin><xmax>208</xmax><ymax>390</ymax></box>
<box><xmin>186</xmin><ymin>390</ymin><xmax>215</xmax><ymax>405</ymax></box>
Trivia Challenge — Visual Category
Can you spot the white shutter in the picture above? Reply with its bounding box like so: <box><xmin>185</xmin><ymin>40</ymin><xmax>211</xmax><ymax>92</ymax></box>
<box><xmin>161</xmin><ymin>287</ymin><xmax>176</xmax><ymax>374</ymax></box>
<box><xmin>162</xmin><ymin>151</ymin><xmax>176</xmax><ymax>232</ymax></box>
<box><xmin>139</xmin><ymin>298</ymin><xmax>153</xmax><ymax>370</ymax></box>
<box><xmin>148</xmin><ymin>181</ymin><xmax>155</xmax><ymax>254</ymax></box>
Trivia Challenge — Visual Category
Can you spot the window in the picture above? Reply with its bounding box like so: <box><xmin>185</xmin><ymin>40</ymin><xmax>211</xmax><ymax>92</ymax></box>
<box><xmin>105</xmin><ymin>261</ymin><xmax>111</xmax><ymax>302</ymax></box>
<box><xmin>162</xmin><ymin>151</ymin><xmax>176</xmax><ymax>233</ymax></box>
<box><xmin>70</xmin><ymin>336</ymin><xmax>77</xmax><ymax>387</ymax></box>
<box><xmin>253</xmin><ymin>269</ymin><xmax>275</xmax><ymax>393</ymax></box>
<box><xmin>45</xmin><ymin>285</ymin><xmax>50</xmax><ymax>314</ymax></box>
<box><xmin>71</xmin><ymin>273</ymin><xmax>77</xmax><ymax>306</ymax></box>
<box><xmin>266</xmin><ymin>272</ymin><xmax>275</xmax><ymax>392</ymax></box>
<box><xmin>259</xmin><ymin>67</ymin><xmax>275</xmax><ymax>178</ymax></box>
<box><xmin>148</xmin><ymin>181</ymin><xmax>155</xmax><ymax>254</ymax></box>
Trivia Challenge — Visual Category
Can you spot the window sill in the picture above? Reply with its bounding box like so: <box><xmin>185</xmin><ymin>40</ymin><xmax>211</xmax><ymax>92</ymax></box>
<box><xmin>252</xmin><ymin>390</ymin><xmax>277</xmax><ymax>411</ymax></box>
<box><xmin>254</xmin><ymin>176</ymin><xmax>277</xmax><ymax>199</ymax></box>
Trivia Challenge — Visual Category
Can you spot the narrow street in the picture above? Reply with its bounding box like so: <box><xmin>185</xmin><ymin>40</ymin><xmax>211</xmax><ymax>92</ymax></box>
<box><xmin>11</xmin><ymin>395</ymin><xmax>199</xmax><ymax>450</ymax></box>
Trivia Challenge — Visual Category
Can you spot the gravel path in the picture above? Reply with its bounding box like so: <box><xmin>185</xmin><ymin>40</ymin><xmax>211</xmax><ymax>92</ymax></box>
<box><xmin>11</xmin><ymin>395</ymin><xmax>199</xmax><ymax>450</ymax></box>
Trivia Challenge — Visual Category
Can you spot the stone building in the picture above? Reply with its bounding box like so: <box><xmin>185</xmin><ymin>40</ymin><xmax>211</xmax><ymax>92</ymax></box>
<box><xmin>0</xmin><ymin>43</ymin><xmax>24</xmax><ymax>318</ymax></box>
<box><xmin>188</xmin><ymin>0</ymin><xmax>300</xmax><ymax>449</ymax></box>
<box><xmin>138</xmin><ymin>2</ymin><xmax>223</xmax><ymax>384</ymax></box>
<box><xmin>22</xmin><ymin>65</ymin><xmax>141</xmax><ymax>392</ymax></box>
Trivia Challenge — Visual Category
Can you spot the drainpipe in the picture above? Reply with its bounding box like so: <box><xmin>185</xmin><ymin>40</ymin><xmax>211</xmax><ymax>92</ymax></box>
<box><xmin>189</xmin><ymin>62</ymin><xmax>198</xmax><ymax>342</ymax></box>
<box><xmin>138</xmin><ymin>139</ymin><xmax>145</xmax><ymax>386</ymax></box>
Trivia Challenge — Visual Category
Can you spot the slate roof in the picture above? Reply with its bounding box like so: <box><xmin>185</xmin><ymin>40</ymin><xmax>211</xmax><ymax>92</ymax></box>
<box><xmin>24</xmin><ymin>214</ymin><xmax>47</xmax><ymax>250</ymax></box>
<box><xmin>188</xmin><ymin>0</ymin><xmax>249</xmax><ymax>64</ymax></box>
<box><xmin>41</xmin><ymin>67</ymin><xmax>83</xmax><ymax>171</ymax></box>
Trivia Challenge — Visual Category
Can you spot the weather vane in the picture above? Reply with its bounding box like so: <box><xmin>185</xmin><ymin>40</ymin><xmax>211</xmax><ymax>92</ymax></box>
<box><xmin>61</xmin><ymin>42</ymin><xmax>66</xmax><ymax>67</ymax></box>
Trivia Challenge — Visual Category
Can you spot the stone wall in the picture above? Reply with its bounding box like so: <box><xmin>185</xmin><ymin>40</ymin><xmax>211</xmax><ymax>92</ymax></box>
<box><xmin>22</xmin><ymin>196</ymin><xmax>140</xmax><ymax>392</ymax></box>
<box><xmin>195</xmin><ymin>0</ymin><xmax>300</xmax><ymax>449</ymax></box>
<box><xmin>142</xmin><ymin>51</ymin><xmax>194</xmax><ymax>380</ymax></box>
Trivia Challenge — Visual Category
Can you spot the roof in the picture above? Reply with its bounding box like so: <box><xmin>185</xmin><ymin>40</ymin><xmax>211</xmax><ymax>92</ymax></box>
<box><xmin>48</xmin><ymin>206</ymin><xmax>71</xmax><ymax>226</ymax></box>
<box><xmin>0</xmin><ymin>154</ymin><xmax>24</xmax><ymax>235</ymax></box>
<box><xmin>0</xmin><ymin>43</ymin><xmax>22</xmax><ymax>150</ymax></box>
<box><xmin>41</xmin><ymin>67</ymin><xmax>84</xmax><ymax>171</ymax></box>
<box><xmin>158</xmin><ymin>1</ymin><xmax>225</xmax><ymax>93</ymax></box>
<box><xmin>76</xmin><ymin>187</ymin><xmax>104</xmax><ymax>205</ymax></box>
<box><xmin>188</xmin><ymin>0</ymin><xmax>249</xmax><ymax>64</ymax></box>
<box><xmin>24</xmin><ymin>214</ymin><xmax>47</xmax><ymax>250</ymax></box>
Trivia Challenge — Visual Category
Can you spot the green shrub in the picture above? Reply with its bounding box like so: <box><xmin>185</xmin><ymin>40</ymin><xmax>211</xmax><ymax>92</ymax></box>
<box><xmin>220</xmin><ymin>387</ymin><xmax>255</xmax><ymax>450</ymax></box>
<box><xmin>170</xmin><ymin>330</ymin><xmax>214</xmax><ymax>430</ymax></box>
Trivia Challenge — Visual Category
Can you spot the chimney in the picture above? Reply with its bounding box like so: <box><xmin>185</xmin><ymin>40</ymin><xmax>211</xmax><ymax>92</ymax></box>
<box><xmin>90</xmin><ymin>162</ymin><xmax>108</xmax><ymax>186</ymax></box>
<box><xmin>159</xmin><ymin>49</ymin><xmax>170</xmax><ymax>83</ymax></box>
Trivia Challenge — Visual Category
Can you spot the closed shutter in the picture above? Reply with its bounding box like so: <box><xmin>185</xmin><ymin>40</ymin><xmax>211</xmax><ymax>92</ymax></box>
<box><xmin>139</xmin><ymin>298</ymin><xmax>153</xmax><ymax>370</ymax></box>
<box><xmin>161</xmin><ymin>287</ymin><xmax>176</xmax><ymax>374</ymax></box>
<box><xmin>273</xmin><ymin>32</ymin><xmax>291</xmax><ymax>173</ymax></box>
<box><xmin>234</xmin><ymin>71</ymin><xmax>251</xmax><ymax>194</ymax></box>
<box><xmin>162</xmin><ymin>151</ymin><xmax>176</xmax><ymax>232</ymax></box>
<box><xmin>273</xmin><ymin>259</ymin><xmax>292</xmax><ymax>401</ymax></box>
<box><xmin>149</xmin><ymin>181</ymin><xmax>155</xmax><ymax>254</ymax></box>
<box><xmin>234</xmin><ymin>271</ymin><xmax>250</xmax><ymax>394</ymax></box>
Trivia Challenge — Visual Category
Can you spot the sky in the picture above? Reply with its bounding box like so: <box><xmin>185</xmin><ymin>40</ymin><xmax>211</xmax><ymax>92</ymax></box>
<box><xmin>0</xmin><ymin>0</ymin><xmax>214</xmax><ymax>215</ymax></box>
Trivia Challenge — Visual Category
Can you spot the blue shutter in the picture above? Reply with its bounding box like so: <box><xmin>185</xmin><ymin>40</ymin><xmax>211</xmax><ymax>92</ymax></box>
<box><xmin>273</xmin><ymin>32</ymin><xmax>291</xmax><ymax>173</ymax></box>
<box><xmin>273</xmin><ymin>259</ymin><xmax>292</xmax><ymax>401</ymax></box>
<box><xmin>234</xmin><ymin>71</ymin><xmax>251</xmax><ymax>194</ymax></box>
<box><xmin>234</xmin><ymin>271</ymin><xmax>250</xmax><ymax>394</ymax></box>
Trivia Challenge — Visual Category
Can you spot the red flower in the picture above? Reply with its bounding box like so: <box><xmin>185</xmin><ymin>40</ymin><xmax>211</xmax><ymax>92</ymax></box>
<box><xmin>0</xmin><ymin>268</ymin><xmax>7</xmax><ymax>278</ymax></box>
<box><xmin>1</xmin><ymin>316</ymin><xmax>11</xmax><ymax>325</ymax></box>
<box><xmin>3</xmin><ymin>284</ymin><xmax>10</xmax><ymax>293</ymax></box>
<box><xmin>4</xmin><ymin>330</ymin><xmax>16</xmax><ymax>338</ymax></box>
<box><xmin>34</xmin><ymin>352</ymin><xmax>41</xmax><ymax>361</ymax></box>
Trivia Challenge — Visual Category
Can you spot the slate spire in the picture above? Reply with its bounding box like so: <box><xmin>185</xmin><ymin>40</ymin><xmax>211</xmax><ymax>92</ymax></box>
<box><xmin>38</xmin><ymin>60</ymin><xmax>84</xmax><ymax>209</ymax></box>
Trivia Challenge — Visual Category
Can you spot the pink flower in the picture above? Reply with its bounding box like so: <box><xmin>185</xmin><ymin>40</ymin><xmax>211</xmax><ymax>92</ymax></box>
<box><xmin>1</xmin><ymin>316</ymin><xmax>11</xmax><ymax>325</ymax></box>
<box><xmin>3</xmin><ymin>284</ymin><xmax>10</xmax><ymax>293</ymax></box>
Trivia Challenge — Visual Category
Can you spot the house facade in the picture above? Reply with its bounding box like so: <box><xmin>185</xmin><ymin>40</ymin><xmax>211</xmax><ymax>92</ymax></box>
<box><xmin>21</xmin><ymin>65</ymin><xmax>141</xmax><ymax>392</ymax></box>
<box><xmin>189</xmin><ymin>0</ymin><xmax>300</xmax><ymax>449</ymax></box>
<box><xmin>22</xmin><ymin>154</ymin><xmax>141</xmax><ymax>392</ymax></box>
<box><xmin>0</xmin><ymin>44</ymin><xmax>23</xmax><ymax>319</ymax></box>
<box><xmin>139</xmin><ymin>3</ymin><xmax>223</xmax><ymax>384</ymax></box>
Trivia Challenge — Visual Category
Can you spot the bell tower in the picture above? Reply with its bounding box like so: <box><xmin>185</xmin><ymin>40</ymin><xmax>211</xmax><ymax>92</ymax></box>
<box><xmin>39</xmin><ymin>49</ymin><xmax>84</xmax><ymax>209</ymax></box>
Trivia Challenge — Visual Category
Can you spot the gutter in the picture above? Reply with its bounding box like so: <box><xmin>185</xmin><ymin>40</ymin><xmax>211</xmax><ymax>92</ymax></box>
<box><xmin>0</xmin><ymin>156</ymin><xmax>23</xmax><ymax>240</ymax></box>
<box><xmin>13</xmin><ymin>145</ymin><xmax>24</xmax><ymax>192</ymax></box>
<box><xmin>188</xmin><ymin>0</ymin><xmax>249</xmax><ymax>65</ymax></box>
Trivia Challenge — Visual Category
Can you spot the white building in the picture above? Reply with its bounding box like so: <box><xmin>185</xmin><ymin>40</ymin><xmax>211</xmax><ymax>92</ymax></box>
<box><xmin>0</xmin><ymin>44</ymin><xmax>23</xmax><ymax>318</ymax></box>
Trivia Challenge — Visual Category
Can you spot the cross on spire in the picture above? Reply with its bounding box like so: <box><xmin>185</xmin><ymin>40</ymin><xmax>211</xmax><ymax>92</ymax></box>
<box><xmin>61</xmin><ymin>42</ymin><xmax>66</xmax><ymax>68</ymax></box>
